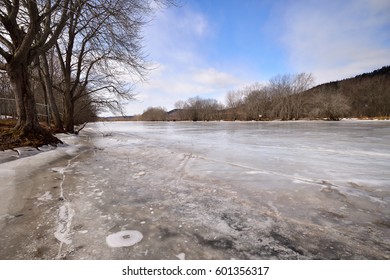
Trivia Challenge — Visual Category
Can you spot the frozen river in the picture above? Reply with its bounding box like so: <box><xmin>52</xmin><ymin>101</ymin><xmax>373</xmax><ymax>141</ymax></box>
<box><xmin>1</xmin><ymin>121</ymin><xmax>389</xmax><ymax>259</ymax></box>
<box><xmin>104</xmin><ymin>121</ymin><xmax>390</xmax><ymax>193</ymax></box>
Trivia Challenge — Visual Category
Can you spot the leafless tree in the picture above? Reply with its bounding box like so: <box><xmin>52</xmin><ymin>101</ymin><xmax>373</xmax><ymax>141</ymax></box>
<box><xmin>173</xmin><ymin>97</ymin><xmax>223</xmax><ymax>121</ymax></box>
<box><xmin>243</xmin><ymin>84</ymin><xmax>270</xmax><ymax>120</ymax></box>
<box><xmin>139</xmin><ymin>106</ymin><xmax>167</xmax><ymax>121</ymax></box>
<box><xmin>225</xmin><ymin>89</ymin><xmax>245</xmax><ymax>120</ymax></box>
<box><xmin>37</xmin><ymin>50</ymin><xmax>63</xmax><ymax>130</ymax></box>
<box><xmin>316</xmin><ymin>92</ymin><xmax>351</xmax><ymax>120</ymax></box>
<box><xmin>268</xmin><ymin>73</ymin><xmax>314</xmax><ymax>120</ymax></box>
<box><xmin>173</xmin><ymin>100</ymin><xmax>189</xmax><ymax>120</ymax></box>
<box><xmin>290</xmin><ymin>73</ymin><xmax>314</xmax><ymax>119</ymax></box>
<box><xmin>54</xmin><ymin>0</ymin><xmax>166</xmax><ymax>132</ymax></box>
<box><xmin>0</xmin><ymin>0</ymin><xmax>70</xmax><ymax>140</ymax></box>
<box><xmin>1</xmin><ymin>0</ymin><xmax>175</xmax><ymax>140</ymax></box>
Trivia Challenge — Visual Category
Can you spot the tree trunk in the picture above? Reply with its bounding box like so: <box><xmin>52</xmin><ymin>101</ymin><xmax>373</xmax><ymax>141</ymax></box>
<box><xmin>6</xmin><ymin>62</ymin><xmax>61</xmax><ymax>146</ymax></box>
<box><xmin>7</xmin><ymin>62</ymin><xmax>42</xmax><ymax>135</ymax></box>
<box><xmin>63</xmin><ymin>91</ymin><xmax>75</xmax><ymax>133</ymax></box>
<box><xmin>40</xmin><ymin>55</ymin><xmax>64</xmax><ymax>131</ymax></box>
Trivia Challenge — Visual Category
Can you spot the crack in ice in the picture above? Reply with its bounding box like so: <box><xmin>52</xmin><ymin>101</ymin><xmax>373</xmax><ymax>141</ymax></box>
<box><xmin>54</xmin><ymin>203</ymin><xmax>75</xmax><ymax>245</ymax></box>
<box><xmin>52</xmin><ymin>153</ymin><xmax>81</xmax><ymax>258</ymax></box>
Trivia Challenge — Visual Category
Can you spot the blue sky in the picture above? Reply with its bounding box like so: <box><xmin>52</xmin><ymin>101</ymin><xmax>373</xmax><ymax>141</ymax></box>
<box><xmin>122</xmin><ymin>0</ymin><xmax>390</xmax><ymax>115</ymax></box>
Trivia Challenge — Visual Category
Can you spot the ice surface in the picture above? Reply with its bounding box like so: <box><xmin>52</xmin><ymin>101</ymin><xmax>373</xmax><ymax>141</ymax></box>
<box><xmin>0</xmin><ymin>150</ymin><xmax>19</xmax><ymax>164</ymax></box>
<box><xmin>51</xmin><ymin>154</ymin><xmax>80</xmax><ymax>200</ymax></box>
<box><xmin>1</xmin><ymin>120</ymin><xmax>390</xmax><ymax>259</ymax></box>
<box><xmin>37</xmin><ymin>191</ymin><xmax>52</xmax><ymax>201</ymax></box>
<box><xmin>91</xmin><ymin>121</ymin><xmax>390</xmax><ymax>194</ymax></box>
<box><xmin>0</xmin><ymin>134</ymin><xmax>82</xmax><ymax>220</ymax></box>
<box><xmin>106</xmin><ymin>230</ymin><xmax>143</xmax><ymax>247</ymax></box>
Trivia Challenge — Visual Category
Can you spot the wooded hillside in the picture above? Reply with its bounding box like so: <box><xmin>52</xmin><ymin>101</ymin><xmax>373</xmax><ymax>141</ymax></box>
<box><xmin>301</xmin><ymin>66</ymin><xmax>390</xmax><ymax>119</ymax></box>
<box><xmin>163</xmin><ymin>66</ymin><xmax>390</xmax><ymax>121</ymax></box>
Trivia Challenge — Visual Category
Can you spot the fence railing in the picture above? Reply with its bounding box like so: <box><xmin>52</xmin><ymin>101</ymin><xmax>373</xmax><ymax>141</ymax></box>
<box><xmin>0</xmin><ymin>98</ymin><xmax>50</xmax><ymax>123</ymax></box>
<box><xmin>0</xmin><ymin>98</ymin><xmax>16</xmax><ymax>119</ymax></box>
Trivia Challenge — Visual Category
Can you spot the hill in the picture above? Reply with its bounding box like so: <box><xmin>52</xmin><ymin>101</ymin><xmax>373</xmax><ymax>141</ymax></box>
<box><xmin>166</xmin><ymin>66</ymin><xmax>390</xmax><ymax>121</ymax></box>
<box><xmin>302</xmin><ymin>66</ymin><xmax>390</xmax><ymax>119</ymax></box>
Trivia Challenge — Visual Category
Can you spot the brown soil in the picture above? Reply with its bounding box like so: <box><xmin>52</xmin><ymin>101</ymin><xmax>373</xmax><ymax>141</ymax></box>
<box><xmin>0</xmin><ymin>119</ymin><xmax>62</xmax><ymax>151</ymax></box>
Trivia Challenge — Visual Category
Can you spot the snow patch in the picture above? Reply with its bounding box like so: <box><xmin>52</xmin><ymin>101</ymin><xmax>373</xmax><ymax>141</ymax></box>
<box><xmin>54</xmin><ymin>203</ymin><xmax>75</xmax><ymax>245</ymax></box>
<box><xmin>176</xmin><ymin>253</ymin><xmax>186</xmax><ymax>260</ymax></box>
<box><xmin>133</xmin><ymin>171</ymin><xmax>146</xmax><ymax>179</ymax></box>
<box><xmin>245</xmin><ymin>171</ymin><xmax>267</xmax><ymax>175</ymax></box>
<box><xmin>37</xmin><ymin>191</ymin><xmax>52</xmax><ymax>201</ymax></box>
<box><xmin>106</xmin><ymin>230</ymin><xmax>143</xmax><ymax>247</ymax></box>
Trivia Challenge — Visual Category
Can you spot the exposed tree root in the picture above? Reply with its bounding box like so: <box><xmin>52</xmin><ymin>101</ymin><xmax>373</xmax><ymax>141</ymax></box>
<box><xmin>0</xmin><ymin>120</ymin><xmax>62</xmax><ymax>151</ymax></box>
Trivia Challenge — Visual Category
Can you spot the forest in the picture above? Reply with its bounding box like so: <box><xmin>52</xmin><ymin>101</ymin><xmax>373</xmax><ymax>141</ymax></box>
<box><xmin>137</xmin><ymin>66</ymin><xmax>390</xmax><ymax>121</ymax></box>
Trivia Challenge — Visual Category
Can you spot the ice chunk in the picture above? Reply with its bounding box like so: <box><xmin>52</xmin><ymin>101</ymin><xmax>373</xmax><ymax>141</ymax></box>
<box><xmin>132</xmin><ymin>171</ymin><xmax>146</xmax><ymax>179</ymax></box>
<box><xmin>176</xmin><ymin>253</ymin><xmax>185</xmax><ymax>260</ymax></box>
<box><xmin>106</xmin><ymin>230</ymin><xmax>143</xmax><ymax>247</ymax></box>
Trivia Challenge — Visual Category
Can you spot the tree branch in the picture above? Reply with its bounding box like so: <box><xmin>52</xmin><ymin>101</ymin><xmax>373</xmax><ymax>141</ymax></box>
<box><xmin>0</xmin><ymin>45</ymin><xmax>11</xmax><ymax>61</ymax></box>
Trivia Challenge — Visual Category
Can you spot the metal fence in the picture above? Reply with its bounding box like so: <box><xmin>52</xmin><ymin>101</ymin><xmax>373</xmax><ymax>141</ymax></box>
<box><xmin>0</xmin><ymin>97</ymin><xmax>50</xmax><ymax>122</ymax></box>
<box><xmin>0</xmin><ymin>98</ymin><xmax>16</xmax><ymax>119</ymax></box>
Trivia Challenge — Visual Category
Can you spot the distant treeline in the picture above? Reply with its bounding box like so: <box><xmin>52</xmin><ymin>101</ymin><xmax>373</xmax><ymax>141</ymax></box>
<box><xmin>137</xmin><ymin>66</ymin><xmax>390</xmax><ymax>121</ymax></box>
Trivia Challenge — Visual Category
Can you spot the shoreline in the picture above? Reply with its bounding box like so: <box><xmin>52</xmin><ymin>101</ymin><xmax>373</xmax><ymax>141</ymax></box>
<box><xmin>97</xmin><ymin>117</ymin><xmax>390</xmax><ymax>123</ymax></box>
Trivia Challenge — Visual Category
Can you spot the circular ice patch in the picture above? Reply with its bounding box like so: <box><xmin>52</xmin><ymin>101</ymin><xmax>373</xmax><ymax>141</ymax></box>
<box><xmin>106</xmin><ymin>230</ymin><xmax>143</xmax><ymax>247</ymax></box>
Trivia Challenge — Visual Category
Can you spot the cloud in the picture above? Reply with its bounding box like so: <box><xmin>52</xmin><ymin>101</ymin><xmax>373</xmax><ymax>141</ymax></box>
<box><xmin>193</xmin><ymin>14</ymin><xmax>208</xmax><ymax>36</ymax></box>
<box><xmin>121</xmin><ymin>5</ymin><xmax>248</xmax><ymax>115</ymax></box>
<box><xmin>193</xmin><ymin>68</ymin><xmax>242</xmax><ymax>88</ymax></box>
<box><xmin>124</xmin><ymin>64</ymin><xmax>246</xmax><ymax>114</ymax></box>
<box><xmin>144</xmin><ymin>5</ymin><xmax>210</xmax><ymax>65</ymax></box>
<box><xmin>278</xmin><ymin>0</ymin><xmax>390</xmax><ymax>83</ymax></box>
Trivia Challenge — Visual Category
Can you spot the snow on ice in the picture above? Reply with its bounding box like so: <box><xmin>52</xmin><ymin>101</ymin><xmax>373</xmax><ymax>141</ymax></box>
<box><xmin>106</xmin><ymin>230</ymin><xmax>143</xmax><ymax>248</ymax></box>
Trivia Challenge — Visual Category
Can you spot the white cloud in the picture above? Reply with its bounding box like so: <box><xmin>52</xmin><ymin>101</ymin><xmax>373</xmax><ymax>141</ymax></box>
<box><xmin>144</xmin><ymin>5</ymin><xmax>210</xmax><ymax>65</ymax></box>
<box><xmin>193</xmin><ymin>14</ymin><xmax>208</xmax><ymax>36</ymax></box>
<box><xmin>124</xmin><ymin>64</ymin><xmax>246</xmax><ymax>115</ymax></box>
<box><xmin>193</xmin><ymin>68</ymin><xmax>242</xmax><ymax>88</ymax></box>
<box><xmin>279</xmin><ymin>0</ymin><xmax>390</xmax><ymax>83</ymax></box>
<box><xmin>120</xmin><ymin>5</ymin><xmax>248</xmax><ymax>115</ymax></box>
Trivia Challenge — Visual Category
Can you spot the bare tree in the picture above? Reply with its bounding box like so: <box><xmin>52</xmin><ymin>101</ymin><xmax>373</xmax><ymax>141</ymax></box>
<box><xmin>290</xmin><ymin>73</ymin><xmax>314</xmax><ymax>119</ymax></box>
<box><xmin>268</xmin><ymin>74</ymin><xmax>294</xmax><ymax>120</ymax></box>
<box><xmin>268</xmin><ymin>73</ymin><xmax>314</xmax><ymax>120</ymax></box>
<box><xmin>318</xmin><ymin>92</ymin><xmax>351</xmax><ymax>120</ymax></box>
<box><xmin>37</xmin><ymin>50</ymin><xmax>63</xmax><ymax>130</ymax></box>
<box><xmin>139</xmin><ymin>106</ymin><xmax>167</xmax><ymax>121</ymax></box>
<box><xmin>0</xmin><ymin>0</ymin><xmax>70</xmax><ymax>140</ymax></box>
<box><xmin>243</xmin><ymin>85</ymin><xmax>270</xmax><ymax>120</ymax></box>
<box><xmin>54</xmin><ymin>0</ymin><xmax>173</xmax><ymax>132</ymax></box>
<box><xmin>225</xmin><ymin>89</ymin><xmax>245</xmax><ymax>120</ymax></box>
<box><xmin>173</xmin><ymin>100</ymin><xmax>189</xmax><ymax>120</ymax></box>
<box><xmin>173</xmin><ymin>97</ymin><xmax>223</xmax><ymax>121</ymax></box>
